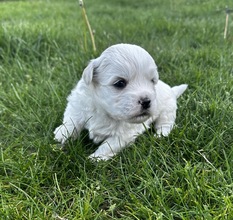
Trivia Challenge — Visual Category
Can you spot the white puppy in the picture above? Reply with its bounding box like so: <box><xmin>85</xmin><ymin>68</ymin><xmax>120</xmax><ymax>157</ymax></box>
<box><xmin>54</xmin><ymin>44</ymin><xmax>187</xmax><ymax>160</ymax></box>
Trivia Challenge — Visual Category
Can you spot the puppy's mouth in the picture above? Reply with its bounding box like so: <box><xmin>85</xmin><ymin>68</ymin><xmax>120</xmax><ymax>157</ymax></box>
<box><xmin>128</xmin><ymin>111</ymin><xmax>150</xmax><ymax>123</ymax></box>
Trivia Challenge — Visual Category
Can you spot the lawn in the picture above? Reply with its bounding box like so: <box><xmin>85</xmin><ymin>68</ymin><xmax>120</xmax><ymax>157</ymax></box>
<box><xmin>0</xmin><ymin>0</ymin><xmax>233</xmax><ymax>219</ymax></box>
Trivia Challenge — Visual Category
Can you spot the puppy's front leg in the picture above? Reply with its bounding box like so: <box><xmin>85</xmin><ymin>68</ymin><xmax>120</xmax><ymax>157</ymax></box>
<box><xmin>155</xmin><ymin>110</ymin><xmax>176</xmax><ymax>137</ymax></box>
<box><xmin>89</xmin><ymin>136</ymin><xmax>133</xmax><ymax>161</ymax></box>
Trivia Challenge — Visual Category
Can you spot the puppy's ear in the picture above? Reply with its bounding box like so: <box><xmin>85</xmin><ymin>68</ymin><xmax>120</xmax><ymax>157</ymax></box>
<box><xmin>172</xmin><ymin>84</ymin><xmax>188</xmax><ymax>98</ymax></box>
<box><xmin>82</xmin><ymin>58</ymin><xmax>100</xmax><ymax>85</ymax></box>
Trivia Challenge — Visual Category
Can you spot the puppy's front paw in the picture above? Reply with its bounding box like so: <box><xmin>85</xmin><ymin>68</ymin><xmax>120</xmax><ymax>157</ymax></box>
<box><xmin>54</xmin><ymin>125</ymin><xmax>69</xmax><ymax>144</ymax></box>
<box><xmin>88</xmin><ymin>152</ymin><xmax>115</xmax><ymax>161</ymax></box>
<box><xmin>156</xmin><ymin>125</ymin><xmax>173</xmax><ymax>137</ymax></box>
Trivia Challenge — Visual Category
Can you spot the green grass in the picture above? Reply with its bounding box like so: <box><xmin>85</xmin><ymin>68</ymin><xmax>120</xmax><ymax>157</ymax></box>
<box><xmin>0</xmin><ymin>0</ymin><xmax>233</xmax><ymax>219</ymax></box>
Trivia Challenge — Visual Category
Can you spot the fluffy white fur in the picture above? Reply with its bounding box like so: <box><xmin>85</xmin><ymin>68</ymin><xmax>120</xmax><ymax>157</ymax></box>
<box><xmin>54</xmin><ymin>44</ymin><xmax>187</xmax><ymax>160</ymax></box>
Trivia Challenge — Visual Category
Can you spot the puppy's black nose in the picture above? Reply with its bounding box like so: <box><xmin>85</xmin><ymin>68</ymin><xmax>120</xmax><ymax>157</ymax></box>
<box><xmin>139</xmin><ymin>98</ymin><xmax>151</xmax><ymax>109</ymax></box>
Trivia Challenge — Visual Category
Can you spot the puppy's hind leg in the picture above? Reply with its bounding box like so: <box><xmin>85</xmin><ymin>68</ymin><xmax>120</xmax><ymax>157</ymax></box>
<box><xmin>54</xmin><ymin>120</ymin><xmax>80</xmax><ymax>144</ymax></box>
<box><xmin>54</xmin><ymin>104</ymin><xmax>85</xmax><ymax>144</ymax></box>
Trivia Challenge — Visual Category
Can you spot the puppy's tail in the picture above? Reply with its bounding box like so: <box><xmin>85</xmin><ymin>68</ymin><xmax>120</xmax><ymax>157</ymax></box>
<box><xmin>172</xmin><ymin>84</ymin><xmax>188</xmax><ymax>98</ymax></box>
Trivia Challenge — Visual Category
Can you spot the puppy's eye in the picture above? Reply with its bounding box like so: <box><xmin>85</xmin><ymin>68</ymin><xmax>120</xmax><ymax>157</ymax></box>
<box><xmin>151</xmin><ymin>78</ymin><xmax>157</xmax><ymax>84</ymax></box>
<box><xmin>113</xmin><ymin>79</ymin><xmax>127</xmax><ymax>89</ymax></box>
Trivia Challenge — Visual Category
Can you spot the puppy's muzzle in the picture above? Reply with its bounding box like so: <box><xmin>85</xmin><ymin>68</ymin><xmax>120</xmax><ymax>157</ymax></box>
<box><xmin>139</xmin><ymin>97</ymin><xmax>151</xmax><ymax>110</ymax></box>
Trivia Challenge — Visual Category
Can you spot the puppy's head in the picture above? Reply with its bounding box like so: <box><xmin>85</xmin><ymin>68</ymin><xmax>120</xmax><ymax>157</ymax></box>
<box><xmin>82</xmin><ymin>44</ymin><xmax>158</xmax><ymax>123</ymax></box>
